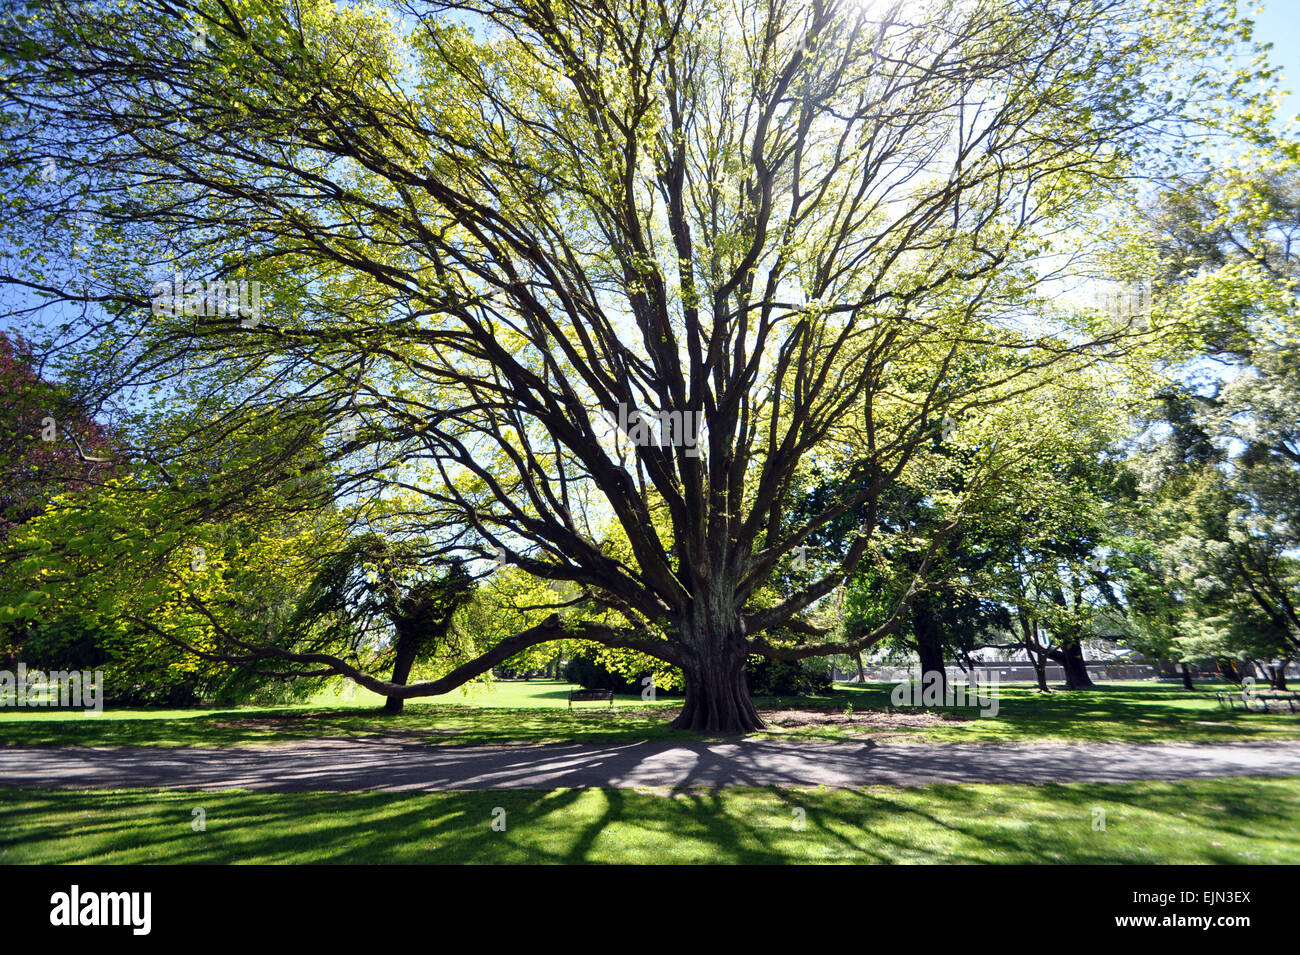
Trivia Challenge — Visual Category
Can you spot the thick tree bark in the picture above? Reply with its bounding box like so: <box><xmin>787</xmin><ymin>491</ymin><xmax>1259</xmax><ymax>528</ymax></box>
<box><xmin>912</xmin><ymin>598</ymin><xmax>947</xmax><ymax>698</ymax></box>
<box><xmin>1180</xmin><ymin>662</ymin><xmax>1194</xmax><ymax>690</ymax></box>
<box><xmin>383</xmin><ymin>632</ymin><xmax>421</xmax><ymax>715</ymax></box>
<box><xmin>1031</xmin><ymin>652</ymin><xmax>1049</xmax><ymax>692</ymax></box>
<box><xmin>671</xmin><ymin>612</ymin><xmax>764</xmax><ymax>734</ymax></box>
<box><xmin>1059</xmin><ymin>641</ymin><xmax>1094</xmax><ymax>689</ymax></box>
<box><xmin>672</xmin><ymin>654</ymin><xmax>764</xmax><ymax>733</ymax></box>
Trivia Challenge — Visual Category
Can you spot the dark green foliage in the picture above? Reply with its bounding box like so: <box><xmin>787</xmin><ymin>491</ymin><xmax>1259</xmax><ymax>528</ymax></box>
<box><xmin>563</xmin><ymin>653</ymin><xmax>648</xmax><ymax>694</ymax></box>
<box><xmin>745</xmin><ymin>658</ymin><xmax>832</xmax><ymax>696</ymax></box>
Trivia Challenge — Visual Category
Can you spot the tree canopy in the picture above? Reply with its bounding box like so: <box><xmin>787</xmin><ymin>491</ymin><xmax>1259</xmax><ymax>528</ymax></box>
<box><xmin>0</xmin><ymin>0</ymin><xmax>1288</xmax><ymax>729</ymax></box>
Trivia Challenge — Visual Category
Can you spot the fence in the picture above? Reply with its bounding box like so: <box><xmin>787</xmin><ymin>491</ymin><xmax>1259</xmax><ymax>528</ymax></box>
<box><xmin>839</xmin><ymin>662</ymin><xmax>1160</xmax><ymax>684</ymax></box>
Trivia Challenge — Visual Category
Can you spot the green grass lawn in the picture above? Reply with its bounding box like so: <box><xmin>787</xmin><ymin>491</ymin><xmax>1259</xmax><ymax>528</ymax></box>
<box><xmin>1</xmin><ymin>679</ymin><xmax>1297</xmax><ymax>748</ymax></box>
<box><xmin>788</xmin><ymin>680</ymin><xmax>1300</xmax><ymax>744</ymax></box>
<box><xmin>1</xmin><ymin>777</ymin><xmax>1295</xmax><ymax>863</ymax></box>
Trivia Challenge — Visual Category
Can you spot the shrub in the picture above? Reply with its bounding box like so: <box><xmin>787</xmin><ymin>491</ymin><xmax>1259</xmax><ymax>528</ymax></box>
<box><xmin>746</xmin><ymin>657</ymin><xmax>833</xmax><ymax>697</ymax></box>
<box><xmin>564</xmin><ymin>653</ymin><xmax>647</xmax><ymax>694</ymax></box>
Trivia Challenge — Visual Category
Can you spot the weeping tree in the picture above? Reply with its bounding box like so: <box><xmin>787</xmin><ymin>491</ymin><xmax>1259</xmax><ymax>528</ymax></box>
<box><xmin>290</xmin><ymin>534</ymin><xmax>477</xmax><ymax>713</ymax></box>
<box><xmin>0</xmin><ymin>0</ymin><xmax>1278</xmax><ymax>731</ymax></box>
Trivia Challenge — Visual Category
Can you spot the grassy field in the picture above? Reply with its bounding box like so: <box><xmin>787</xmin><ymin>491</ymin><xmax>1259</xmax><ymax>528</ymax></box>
<box><xmin>1</xmin><ymin>777</ymin><xmax>1295</xmax><ymax>864</ymax></box>
<box><xmin>3</xmin><ymin>680</ymin><xmax>1296</xmax><ymax>865</ymax></box>
<box><xmin>1</xmin><ymin>679</ymin><xmax>1297</xmax><ymax>748</ymax></box>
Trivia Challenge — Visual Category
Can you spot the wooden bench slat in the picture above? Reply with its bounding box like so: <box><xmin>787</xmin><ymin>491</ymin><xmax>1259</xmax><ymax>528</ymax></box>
<box><xmin>568</xmin><ymin>688</ymin><xmax>615</xmax><ymax>707</ymax></box>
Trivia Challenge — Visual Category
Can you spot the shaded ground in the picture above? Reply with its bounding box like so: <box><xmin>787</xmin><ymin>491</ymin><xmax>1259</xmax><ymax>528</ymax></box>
<box><xmin>1</xmin><ymin>738</ymin><xmax>1298</xmax><ymax>791</ymax></box>
<box><xmin>2</xmin><ymin>681</ymin><xmax>1298</xmax><ymax>749</ymax></box>
<box><xmin>2</xmin><ymin>777</ymin><xmax>1298</xmax><ymax>863</ymax></box>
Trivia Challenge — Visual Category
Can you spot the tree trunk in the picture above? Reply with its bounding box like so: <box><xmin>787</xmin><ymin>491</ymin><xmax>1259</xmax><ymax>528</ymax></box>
<box><xmin>1217</xmin><ymin>657</ymin><xmax>1240</xmax><ymax>683</ymax></box>
<box><xmin>671</xmin><ymin>617</ymin><xmax>764</xmax><ymax>734</ymax></box>
<box><xmin>1268</xmin><ymin>664</ymin><xmax>1287</xmax><ymax>690</ymax></box>
<box><xmin>672</xmin><ymin>656</ymin><xmax>764</xmax><ymax>733</ymax></box>
<box><xmin>1032</xmin><ymin>652</ymin><xmax>1049</xmax><ymax>692</ymax></box>
<box><xmin>1060</xmin><ymin>640</ymin><xmax>1094</xmax><ymax>689</ymax></box>
<box><xmin>1019</xmin><ymin>614</ymin><xmax>1050</xmax><ymax>692</ymax></box>
<box><xmin>1180</xmin><ymin>662</ymin><xmax>1194</xmax><ymax>690</ymax></box>
<box><xmin>912</xmin><ymin>598</ymin><xmax>947</xmax><ymax>698</ymax></box>
<box><xmin>855</xmin><ymin>650</ymin><xmax>866</xmax><ymax>684</ymax></box>
<box><xmin>383</xmin><ymin>633</ymin><xmax>421</xmax><ymax>715</ymax></box>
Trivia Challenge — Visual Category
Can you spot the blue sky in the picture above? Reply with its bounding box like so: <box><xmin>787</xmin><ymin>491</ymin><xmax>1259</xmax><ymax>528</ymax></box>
<box><xmin>1254</xmin><ymin>1</ymin><xmax>1300</xmax><ymax>128</ymax></box>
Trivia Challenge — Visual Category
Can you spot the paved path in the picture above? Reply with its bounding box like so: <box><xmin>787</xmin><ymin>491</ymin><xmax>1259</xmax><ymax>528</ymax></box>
<box><xmin>2</xmin><ymin>739</ymin><xmax>1299</xmax><ymax>791</ymax></box>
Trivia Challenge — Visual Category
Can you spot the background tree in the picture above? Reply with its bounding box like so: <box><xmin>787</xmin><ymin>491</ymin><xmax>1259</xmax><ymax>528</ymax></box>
<box><xmin>0</xmin><ymin>331</ymin><xmax>115</xmax><ymax>539</ymax></box>
<box><xmin>0</xmin><ymin>469</ymin><xmax>350</xmax><ymax>702</ymax></box>
<box><xmin>1114</xmin><ymin>158</ymin><xmax>1300</xmax><ymax>684</ymax></box>
<box><xmin>0</xmin><ymin>330</ymin><xmax>118</xmax><ymax>675</ymax></box>
<box><xmin>288</xmin><ymin>534</ymin><xmax>478</xmax><ymax>713</ymax></box>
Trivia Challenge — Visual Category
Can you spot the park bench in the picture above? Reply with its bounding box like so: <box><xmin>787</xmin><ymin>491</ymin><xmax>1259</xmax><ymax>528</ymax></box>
<box><xmin>568</xmin><ymin>688</ymin><xmax>614</xmax><ymax>709</ymax></box>
<box><xmin>1257</xmin><ymin>691</ymin><xmax>1300</xmax><ymax>714</ymax></box>
<box><xmin>1216</xmin><ymin>689</ymin><xmax>1299</xmax><ymax>713</ymax></box>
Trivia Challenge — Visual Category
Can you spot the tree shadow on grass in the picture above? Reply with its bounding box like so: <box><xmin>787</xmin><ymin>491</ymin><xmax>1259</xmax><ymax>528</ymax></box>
<box><xmin>4</xmin><ymin>681</ymin><xmax>1294</xmax><ymax>751</ymax></box>
<box><xmin>2</xmin><ymin>778</ymin><xmax>1298</xmax><ymax>864</ymax></box>
<box><xmin>815</xmin><ymin>683</ymin><xmax>1300</xmax><ymax>744</ymax></box>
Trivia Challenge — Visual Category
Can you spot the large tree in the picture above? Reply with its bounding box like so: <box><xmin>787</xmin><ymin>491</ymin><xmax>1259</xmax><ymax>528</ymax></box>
<box><xmin>1115</xmin><ymin>159</ymin><xmax>1300</xmax><ymax>683</ymax></box>
<box><xmin>0</xmin><ymin>0</ymin><xmax>1277</xmax><ymax>730</ymax></box>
